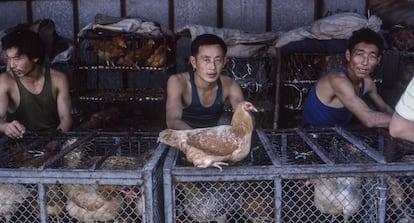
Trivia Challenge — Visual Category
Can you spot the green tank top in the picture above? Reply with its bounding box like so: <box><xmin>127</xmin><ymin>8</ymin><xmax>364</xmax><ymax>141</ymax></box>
<box><xmin>7</xmin><ymin>67</ymin><xmax>59</xmax><ymax>131</ymax></box>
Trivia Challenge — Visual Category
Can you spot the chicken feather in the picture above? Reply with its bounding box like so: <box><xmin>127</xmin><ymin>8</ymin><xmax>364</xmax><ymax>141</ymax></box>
<box><xmin>179</xmin><ymin>182</ymin><xmax>239</xmax><ymax>223</ymax></box>
<box><xmin>0</xmin><ymin>184</ymin><xmax>30</xmax><ymax>223</ymax></box>
<box><xmin>308</xmin><ymin>177</ymin><xmax>362</xmax><ymax>223</ymax></box>
<box><xmin>144</xmin><ymin>44</ymin><xmax>170</xmax><ymax>67</ymax></box>
<box><xmin>136</xmin><ymin>39</ymin><xmax>155</xmax><ymax>66</ymax></box>
<box><xmin>61</xmin><ymin>138</ymin><xmax>138</xmax><ymax>222</ymax></box>
<box><xmin>92</xmin><ymin>35</ymin><xmax>127</xmax><ymax>66</ymax></box>
<box><xmin>158</xmin><ymin>101</ymin><xmax>257</xmax><ymax>170</ymax></box>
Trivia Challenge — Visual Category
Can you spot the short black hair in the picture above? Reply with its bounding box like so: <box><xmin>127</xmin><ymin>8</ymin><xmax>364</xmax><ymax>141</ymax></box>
<box><xmin>1</xmin><ymin>28</ymin><xmax>46</xmax><ymax>65</ymax></box>
<box><xmin>348</xmin><ymin>28</ymin><xmax>384</xmax><ymax>55</ymax></box>
<box><xmin>190</xmin><ymin>34</ymin><xmax>227</xmax><ymax>57</ymax></box>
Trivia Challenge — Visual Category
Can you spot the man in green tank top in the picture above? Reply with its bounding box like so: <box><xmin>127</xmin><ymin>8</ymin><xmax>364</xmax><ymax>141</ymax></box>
<box><xmin>0</xmin><ymin>28</ymin><xmax>72</xmax><ymax>139</ymax></box>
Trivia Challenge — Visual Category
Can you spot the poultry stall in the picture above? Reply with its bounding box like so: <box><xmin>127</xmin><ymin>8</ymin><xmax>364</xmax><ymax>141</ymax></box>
<box><xmin>0</xmin><ymin>130</ymin><xmax>167</xmax><ymax>223</ymax></box>
<box><xmin>162</xmin><ymin>127</ymin><xmax>414</xmax><ymax>223</ymax></box>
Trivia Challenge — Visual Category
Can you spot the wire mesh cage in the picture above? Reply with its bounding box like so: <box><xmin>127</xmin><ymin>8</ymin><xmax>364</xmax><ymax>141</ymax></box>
<box><xmin>173</xmin><ymin>180</ymin><xmax>275</xmax><ymax>223</ymax></box>
<box><xmin>73</xmin><ymin>29</ymin><xmax>171</xmax><ymax>131</ymax></box>
<box><xmin>0</xmin><ymin>131</ymin><xmax>167</xmax><ymax>223</ymax></box>
<box><xmin>162</xmin><ymin>129</ymin><xmax>278</xmax><ymax>223</ymax></box>
<box><xmin>222</xmin><ymin>57</ymin><xmax>275</xmax><ymax>102</ymax></box>
<box><xmin>261</xmin><ymin>127</ymin><xmax>414</xmax><ymax>223</ymax></box>
<box><xmin>161</xmin><ymin>126</ymin><xmax>414</xmax><ymax>223</ymax></box>
<box><xmin>280</xmin><ymin>176</ymin><xmax>380</xmax><ymax>223</ymax></box>
<box><xmin>75</xmin><ymin>33</ymin><xmax>171</xmax><ymax>91</ymax></box>
<box><xmin>76</xmin><ymin>29</ymin><xmax>174</xmax><ymax>70</ymax></box>
<box><xmin>221</xmin><ymin>57</ymin><xmax>276</xmax><ymax>128</ymax></box>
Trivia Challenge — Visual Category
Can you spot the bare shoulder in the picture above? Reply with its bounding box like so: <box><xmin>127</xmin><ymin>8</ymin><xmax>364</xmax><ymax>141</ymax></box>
<box><xmin>49</xmin><ymin>68</ymin><xmax>69</xmax><ymax>90</ymax></box>
<box><xmin>0</xmin><ymin>71</ymin><xmax>14</xmax><ymax>85</ymax></box>
<box><xmin>323</xmin><ymin>71</ymin><xmax>351</xmax><ymax>89</ymax></box>
<box><xmin>316</xmin><ymin>71</ymin><xmax>352</xmax><ymax>99</ymax></box>
<box><xmin>167</xmin><ymin>72</ymin><xmax>188</xmax><ymax>87</ymax></box>
<box><xmin>325</xmin><ymin>70</ymin><xmax>347</xmax><ymax>82</ymax></box>
<box><xmin>50</xmin><ymin>68</ymin><xmax>68</xmax><ymax>80</ymax></box>
<box><xmin>219</xmin><ymin>75</ymin><xmax>238</xmax><ymax>86</ymax></box>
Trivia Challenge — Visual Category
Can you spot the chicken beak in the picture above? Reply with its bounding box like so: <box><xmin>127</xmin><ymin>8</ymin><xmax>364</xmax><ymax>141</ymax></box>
<box><xmin>243</xmin><ymin>102</ymin><xmax>258</xmax><ymax>112</ymax></box>
<box><xmin>247</xmin><ymin>105</ymin><xmax>258</xmax><ymax>113</ymax></box>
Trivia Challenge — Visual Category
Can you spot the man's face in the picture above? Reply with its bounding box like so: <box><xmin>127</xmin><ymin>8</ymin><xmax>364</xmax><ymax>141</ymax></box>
<box><xmin>5</xmin><ymin>47</ymin><xmax>37</xmax><ymax>77</ymax></box>
<box><xmin>346</xmin><ymin>42</ymin><xmax>381</xmax><ymax>79</ymax></box>
<box><xmin>190</xmin><ymin>44</ymin><xmax>226</xmax><ymax>83</ymax></box>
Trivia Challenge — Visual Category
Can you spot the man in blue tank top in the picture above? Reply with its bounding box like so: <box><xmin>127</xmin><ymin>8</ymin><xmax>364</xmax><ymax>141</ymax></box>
<box><xmin>166</xmin><ymin>34</ymin><xmax>244</xmax><ymax>129</ymax></box>
<box><xmin>302</xmin><ymin>28</ymin><xmax>394</xmax><ymax>128</ymax></box>
<box><xmin>0</xmin><ymin>28</ymin><xmax>72</xmax><ymax>139</ymax></box>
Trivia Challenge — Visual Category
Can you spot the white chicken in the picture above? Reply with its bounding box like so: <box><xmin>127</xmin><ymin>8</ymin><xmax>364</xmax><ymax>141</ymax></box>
<box><xmin>0</xmin><ymin>183</ymin><xmax>30</xmax><ymax>223</ymax></box>
<box><xmin>308</xmin><ymin>177</ymin><xmax>362</xmax><ymax>223</ymax></box>
<box><xmin>158</xmin><ymin>101</ymin><xmax>257</xmax><ymax>171</ymax></box>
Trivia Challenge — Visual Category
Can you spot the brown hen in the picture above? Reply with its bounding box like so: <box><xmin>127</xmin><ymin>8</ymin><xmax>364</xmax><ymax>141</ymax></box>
<box><xmin>61</xmin><ymin>138</ymin><xmax>150</xmax><ymax>222</ymax></box>
<box><xmin>115</xmin><ymin>47</ymin><xmax>137</xmax><ymax>68</ymax></box>
<box><xmin>92</xmin><ymin>35</ymin><xmax>127</xmax><ymax>66</ymax></box>
<box><xmin>158</xmin><ymin>101</ymin><xmax>257</xmax><ymax>171</ymax></box>
<box><xmin>144</xmin><ymin>44</ymin><xmax>170</xmax><ymax>67</ymax></box>
<box><xmin>135</xmin><ymin>39</ymin><xmax>155</xmax><ymax>66</ymax></box>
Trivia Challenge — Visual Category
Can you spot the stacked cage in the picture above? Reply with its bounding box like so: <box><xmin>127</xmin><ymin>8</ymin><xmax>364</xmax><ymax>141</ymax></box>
<box><xmin>162</xmin><ymin>127</ymin><xmax>414</xmax><ymax>223</ymax></box>
<box><xmin>263</xmin><ymin>127</ymin><xmax>414</xmax><ymax>223</ymax></box>
<box><xmin>73</xmin><ymin>28</ymin><xmax>175</xmax><ymax>130</ymax></box>
<box><xmin>0</xmin><ymin>131</ymin><xmax>167</xmax><ymax>223</ymax></box>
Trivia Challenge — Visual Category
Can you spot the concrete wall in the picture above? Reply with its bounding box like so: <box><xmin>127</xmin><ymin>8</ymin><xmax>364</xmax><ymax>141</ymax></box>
<box><xmin>0</xmin><ymin>0</ymin><xmax>366</xmax><ymax>40</ymax></box>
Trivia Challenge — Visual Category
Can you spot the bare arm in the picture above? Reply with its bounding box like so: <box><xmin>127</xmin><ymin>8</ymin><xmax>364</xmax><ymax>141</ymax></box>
<box><xmin>52</xmin><ymin>70</ymin><xmax>72</xmax><ymax>132</ymax></box>
<box><xmin>165</xmin><ymin>74</ymin><xmax>193</xmax><ymax>130</ymax></box>
<box><xmin>330</xmin><ymin>75</ymin><xmax>391</xmax><ymax>128</ymax></box>
<box><xmin>389</xmin><ymin>112</ymin><xmax>414</xmax><ymax>142</ymax></box>
<box><xmin>222</xmin><ymin>76</ymin><xmax>245</xmax><ymax>111</ymax></box>
<box><xmin>365</xmin><ymin>79</ymin><xmax>394</xmax><ymax>115</ymax></box>
<box><xmin>0</xmin><ymin>73</ymin><xmax>25</xmax><ymax>138</ymax></box>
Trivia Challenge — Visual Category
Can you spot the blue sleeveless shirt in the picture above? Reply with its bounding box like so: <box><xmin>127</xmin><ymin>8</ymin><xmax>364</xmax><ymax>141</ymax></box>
<box><xmin>182</xmin><ymin>69</ymin><xmax>224</xmax><ymax>128</ymax></box>
<box><xmin>302</xmin><ymin>68</ymin><xmax>365</xmax><ymax>127</ymax></box>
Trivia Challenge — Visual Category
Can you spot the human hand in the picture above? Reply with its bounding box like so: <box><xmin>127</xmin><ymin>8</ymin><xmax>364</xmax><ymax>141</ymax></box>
<box><xmin>4</xmin><ymin>120</ymin><xmax>25</xmax><ymax>139</ymax></box>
